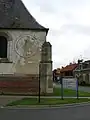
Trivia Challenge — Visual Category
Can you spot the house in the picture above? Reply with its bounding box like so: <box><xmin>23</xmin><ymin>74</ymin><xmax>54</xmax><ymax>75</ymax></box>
<box><xmin>0</xmin><ymin>0</ymin><xmax>53</xmax><ymax>94</ymax></box>
<box><xmin>53</xmin><ymin>63</ymin><xmax>78</xmax><ymax>83</ymax></box>
<box><xmin>74</xmin><ymin>60</ymin><xmax>90</xmax><ymax>85</ymax></box>
<box><xmin>60</xmin><ymin>63</ymin><xmax>78</xmax><ymax>77</ymax></box>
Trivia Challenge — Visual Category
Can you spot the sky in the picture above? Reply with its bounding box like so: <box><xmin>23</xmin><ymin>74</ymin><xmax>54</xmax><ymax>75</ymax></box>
<box><xmin>22</xmin><ymin>0</ymin><xmax>90</xmax><ymax>69</ymax></box>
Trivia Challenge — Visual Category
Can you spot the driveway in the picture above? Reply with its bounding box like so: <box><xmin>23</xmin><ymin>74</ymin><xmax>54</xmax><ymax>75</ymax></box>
<box><xmin>0</xmin><ymin>104</ymin><xmax>90</xmax><ymax>120</ymax></box>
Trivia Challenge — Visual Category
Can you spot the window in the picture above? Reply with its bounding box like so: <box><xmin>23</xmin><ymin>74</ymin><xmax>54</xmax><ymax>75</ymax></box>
<box><xmin>0</xmin><ymin>36</ymin><xmax>7</xmax><ymax>58</ymax></box>
<box><xmin>79</xmin><ymin>64</ymin><xmax>82</xmax><ymax>69</ymax></box>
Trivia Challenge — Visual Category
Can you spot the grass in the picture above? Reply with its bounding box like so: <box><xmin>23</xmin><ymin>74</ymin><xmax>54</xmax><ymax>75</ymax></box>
<box><xmin>1</xmin><ymin>87</ymin><xmax>90</xmax><ymax>97</ymax></box>
<box><xmin>6</xmin><ymin>87</ymin><xmax>90</xmax><ymax>106</ymax></box>
<box><xmin>6</xmin><ymin>98</ymin><xmax>90</xmax><ymax>106</ymax></box>
<box><xmin>53</xmin><ymin>87</ymin><xmax>90</xmax><ymax>97</ymax></box>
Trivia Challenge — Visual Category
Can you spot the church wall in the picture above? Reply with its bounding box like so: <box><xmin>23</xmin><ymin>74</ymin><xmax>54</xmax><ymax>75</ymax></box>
<box><xmin>0</xmin><ymin>30</ymin><xmax>46</xmax><ymax>74</ymax></box>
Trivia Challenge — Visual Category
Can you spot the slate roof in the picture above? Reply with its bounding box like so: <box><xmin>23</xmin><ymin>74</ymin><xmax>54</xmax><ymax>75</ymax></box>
<box><xmin>0</xmin><ymin>0</ymin><xmax>48</xmax><ymax>32</ymax></box>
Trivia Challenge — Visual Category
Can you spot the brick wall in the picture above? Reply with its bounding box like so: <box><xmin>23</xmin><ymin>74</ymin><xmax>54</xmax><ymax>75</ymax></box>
<box><xmin>0</xmin><ymin>74</ymin><xmax>39</xmax><ymax>95</ymax></box>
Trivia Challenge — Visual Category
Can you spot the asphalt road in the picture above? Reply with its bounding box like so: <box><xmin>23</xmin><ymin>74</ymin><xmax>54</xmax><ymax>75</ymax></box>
<box><xmin>54</xmin><ymin>83</ymin><xmax>90</xmax><ymax>92</ymax></box>
<box><xmin>69</xmin><ymin>86</ymin><xmax>90</xmax><ymax>92</ymax></box>
<box><xmin>0</xmin><ymin>104</ymin><xmax>90</xmax><ymax>120</ymax></box>
<box><xmin>78</xmin><ymin>86</ymin><xmax>90</xmax><ymax>92</ymax></box>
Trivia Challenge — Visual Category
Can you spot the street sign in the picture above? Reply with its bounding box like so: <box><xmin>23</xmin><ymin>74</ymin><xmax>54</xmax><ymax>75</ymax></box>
<box><xmin>62</xmin><ymin>78</ymin><xmax>76</xmax><ymax>89</ymax></box>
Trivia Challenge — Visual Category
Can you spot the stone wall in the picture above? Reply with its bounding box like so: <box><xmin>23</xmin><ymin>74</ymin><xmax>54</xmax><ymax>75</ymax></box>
<box><xmin>0</xmin><ymin>30</ymin><xmax>46</xmax><ymax>74</ymax></box>
<box><xmin>0</xmin><ymin>30</ymin><xmax>53</xmax><ymax>94</ymax></box>
<box><xmin>40</xmin><ymin>41</ymin><xmax>53</xmax><ymax>93</ymax></box>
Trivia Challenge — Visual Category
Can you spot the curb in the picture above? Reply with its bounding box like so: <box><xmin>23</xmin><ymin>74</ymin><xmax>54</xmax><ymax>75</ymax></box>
<box><xmin>3</xmin><ymin>102</ymin><xmax>90</xmax><ymax>109</ymax></box>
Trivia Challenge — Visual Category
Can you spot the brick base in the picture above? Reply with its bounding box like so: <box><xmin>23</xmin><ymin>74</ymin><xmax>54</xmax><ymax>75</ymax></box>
<box><xmin>0</xmin><ymin>74</ymin><xmax>39</xmax><ymax>95</ymax></box>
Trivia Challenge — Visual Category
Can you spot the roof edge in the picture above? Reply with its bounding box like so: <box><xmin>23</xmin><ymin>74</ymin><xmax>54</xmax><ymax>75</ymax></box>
<box><xmin>0</xmin><ymin>27</ymin><xmax>49</xmax><ymax>31</ymax></box>
<box><xmin>0</xmin><ymin>28</ymin><xmax>49</xmax><ymax>36</ymax></box>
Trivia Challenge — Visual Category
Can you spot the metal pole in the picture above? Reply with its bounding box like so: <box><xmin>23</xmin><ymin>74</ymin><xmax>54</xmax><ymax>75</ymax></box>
<box><xmin>76</xmin><ymin>78</ymin><xmax>79</xmax><ymax>99</ymax></box>
<box><xmin>38</xmin><ymin>63</ymin><xmax>40</xmax><ymax>103</ymax></box>
<box><xmin>61</xmin><ymin>75</ymin><xmax>63</xmax><ymax>100</ymax></box>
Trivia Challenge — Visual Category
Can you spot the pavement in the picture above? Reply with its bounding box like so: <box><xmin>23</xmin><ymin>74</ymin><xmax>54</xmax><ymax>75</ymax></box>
<box><xmin>0</xmin><ymin>83</ymin><xmax>90</xmax><ymax>107</ymax></box>
<box><xmin>0</xmin><ymin>95</ymin><xmax>90</xmax><ymax>107</ymax></box>
<box><xmin>0</xmin><ymin>95</ymin><xmax>90</xmax><ymax>99</ymax></box>
<box><xmin>0</xmin><ymin>103</ymin><xmax>90</xmax><ymax>120</ymax></box>
<box><xmin>0</xmin><ymin>96</ymin><xmax>24</xmax><ymax>106</ymax></box>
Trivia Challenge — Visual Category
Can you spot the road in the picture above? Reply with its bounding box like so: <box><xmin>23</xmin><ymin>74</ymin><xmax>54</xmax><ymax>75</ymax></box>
<box><xmin>0</xmin><ymin>104</ymin><xmax>90</xmax><ymax>120</ymax></box>
<box><xmin>78</xmin><ymin>86</ymin><xmax>90</xmax><ymax>92</ymax></box>
<box><xmin>69</xmin><ymin>86</ymin><xmax>90</xmax><ymax>92</ymax></box>
<box><xmin>54</xmin><ymin>83</ymin><xmax>90</xmax><ymax>92</ymax></box>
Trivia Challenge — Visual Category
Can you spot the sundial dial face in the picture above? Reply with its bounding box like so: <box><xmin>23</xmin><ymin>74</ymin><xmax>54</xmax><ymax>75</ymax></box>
<box><xmin>14</xmin><ymin>34</ymin><xmax>42</xmax><ymax>58</ymax></box>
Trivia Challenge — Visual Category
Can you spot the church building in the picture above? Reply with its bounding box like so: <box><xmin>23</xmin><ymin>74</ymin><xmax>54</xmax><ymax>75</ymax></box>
<box><xmin>0</xmin><ymin>0</ymin><xmax>53</xmax><ymax>95</ymax></box>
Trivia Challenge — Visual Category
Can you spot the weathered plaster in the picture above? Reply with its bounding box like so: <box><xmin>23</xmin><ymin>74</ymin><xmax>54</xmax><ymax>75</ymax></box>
<box><xmin>0</xmin><ymin>30</ymin><xmax>46</xmax><ymax>74</ymax></box>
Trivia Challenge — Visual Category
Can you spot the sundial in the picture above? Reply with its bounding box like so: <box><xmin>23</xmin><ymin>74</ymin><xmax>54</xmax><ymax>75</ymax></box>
<box><xmin>14</xmin><ymin>34</ymin><xmax>42</xmax><ymax>58</ymax></box>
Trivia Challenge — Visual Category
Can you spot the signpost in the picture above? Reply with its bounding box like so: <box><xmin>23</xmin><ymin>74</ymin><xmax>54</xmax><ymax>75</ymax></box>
<box><xmin>62</xmin><ymin>77</ymin><xmax>77</xmax><ymax>99</ymax></box>
<box><xmin>63</xmin><ymin>78</ymin><xmax>76</xmax><ymax>89</ymax></box>
<box><xmin>59</xmin><ymin>75</ymin><xmax>63</xmax><ymax>100</ymax></box>
<box><xmin>57</xmin><ymin>75</ymin><xmax>78</xmax><ymax>100</ymax></box>
<box><xmin>76</xmin><ymin>78</ymin><xmax>79</xmax><ymax>99</ymax></box>
<box><xmin>61</xmin><ymin>76</ymin><xmax>63</xmax><ymax>100</ymax></box>
<box><xmin>75</xmin><ymin>73</ymin><xmax>81</xmax><ymax>99</ymax></box>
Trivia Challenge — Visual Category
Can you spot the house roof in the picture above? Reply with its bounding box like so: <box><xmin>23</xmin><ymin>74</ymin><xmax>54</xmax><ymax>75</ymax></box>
<box><xmin>60</xmin><ymin>64</ymin><xmax>78</xmax><ymax>72</ymax></box>
<box><xmin>0</xmin><ymin>0</ymin><xmax>48</xmax><ymax>32</ymax></box>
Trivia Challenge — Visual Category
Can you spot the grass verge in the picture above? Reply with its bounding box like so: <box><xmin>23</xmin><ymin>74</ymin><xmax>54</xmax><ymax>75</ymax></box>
<box><xmin>53</xmin><ymin>87</ymin><xmax>90</xmax><ymax>97</ymax></box>
<box><xmin>1</xmin><ymin>87</ymin><xmax>90</xmax><ymax>97</ymax></box>
<box><xmin>6</xmin><ymin>98</ymin><xmax>90</xmax><ymax>106</ymax></box>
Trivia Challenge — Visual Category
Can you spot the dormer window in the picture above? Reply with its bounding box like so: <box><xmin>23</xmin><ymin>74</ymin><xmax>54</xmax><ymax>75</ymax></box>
<box><xmin>79</xmin><ymin>64</ymin><xmax>82</xmax><ymax>69</ymax></box>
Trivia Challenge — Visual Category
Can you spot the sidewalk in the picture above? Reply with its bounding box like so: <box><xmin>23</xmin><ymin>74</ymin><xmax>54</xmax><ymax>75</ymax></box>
<box><xmin>0</xmin><ymin>95</ymin><xmax>90</xmax><ymax>107</ymax></box>
<box><xmin>0</xmin><ymin>95</ymin><xmax>90</xmax><ymax>99</ymax></box>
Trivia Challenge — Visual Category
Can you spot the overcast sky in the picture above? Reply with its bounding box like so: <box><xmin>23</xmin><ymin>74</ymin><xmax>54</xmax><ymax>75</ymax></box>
<box><xmin>22</xmin><ymin>0</ymin><xmax>90</xmax><ymax>69</ymax></box>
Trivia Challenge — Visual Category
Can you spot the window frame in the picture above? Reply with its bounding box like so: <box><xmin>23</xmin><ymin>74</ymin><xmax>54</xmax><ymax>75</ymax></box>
<box><xmin>0</xmin><ymin>32</ymin><xmax>12</xmax><ymax>63</ymax></box>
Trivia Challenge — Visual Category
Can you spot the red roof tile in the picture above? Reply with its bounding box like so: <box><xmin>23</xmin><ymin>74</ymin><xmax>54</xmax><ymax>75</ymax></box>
<box><xmin>60</xmin><ymin>64</ymin><xmax>78</xmax><ymax>72</ymax></box>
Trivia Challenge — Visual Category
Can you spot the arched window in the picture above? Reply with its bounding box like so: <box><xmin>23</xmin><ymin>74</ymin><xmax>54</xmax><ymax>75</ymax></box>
<box><xmin>0</xmin><ymin>36</ymin><xmax>7</xmax><ymax>58</ymax></box>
